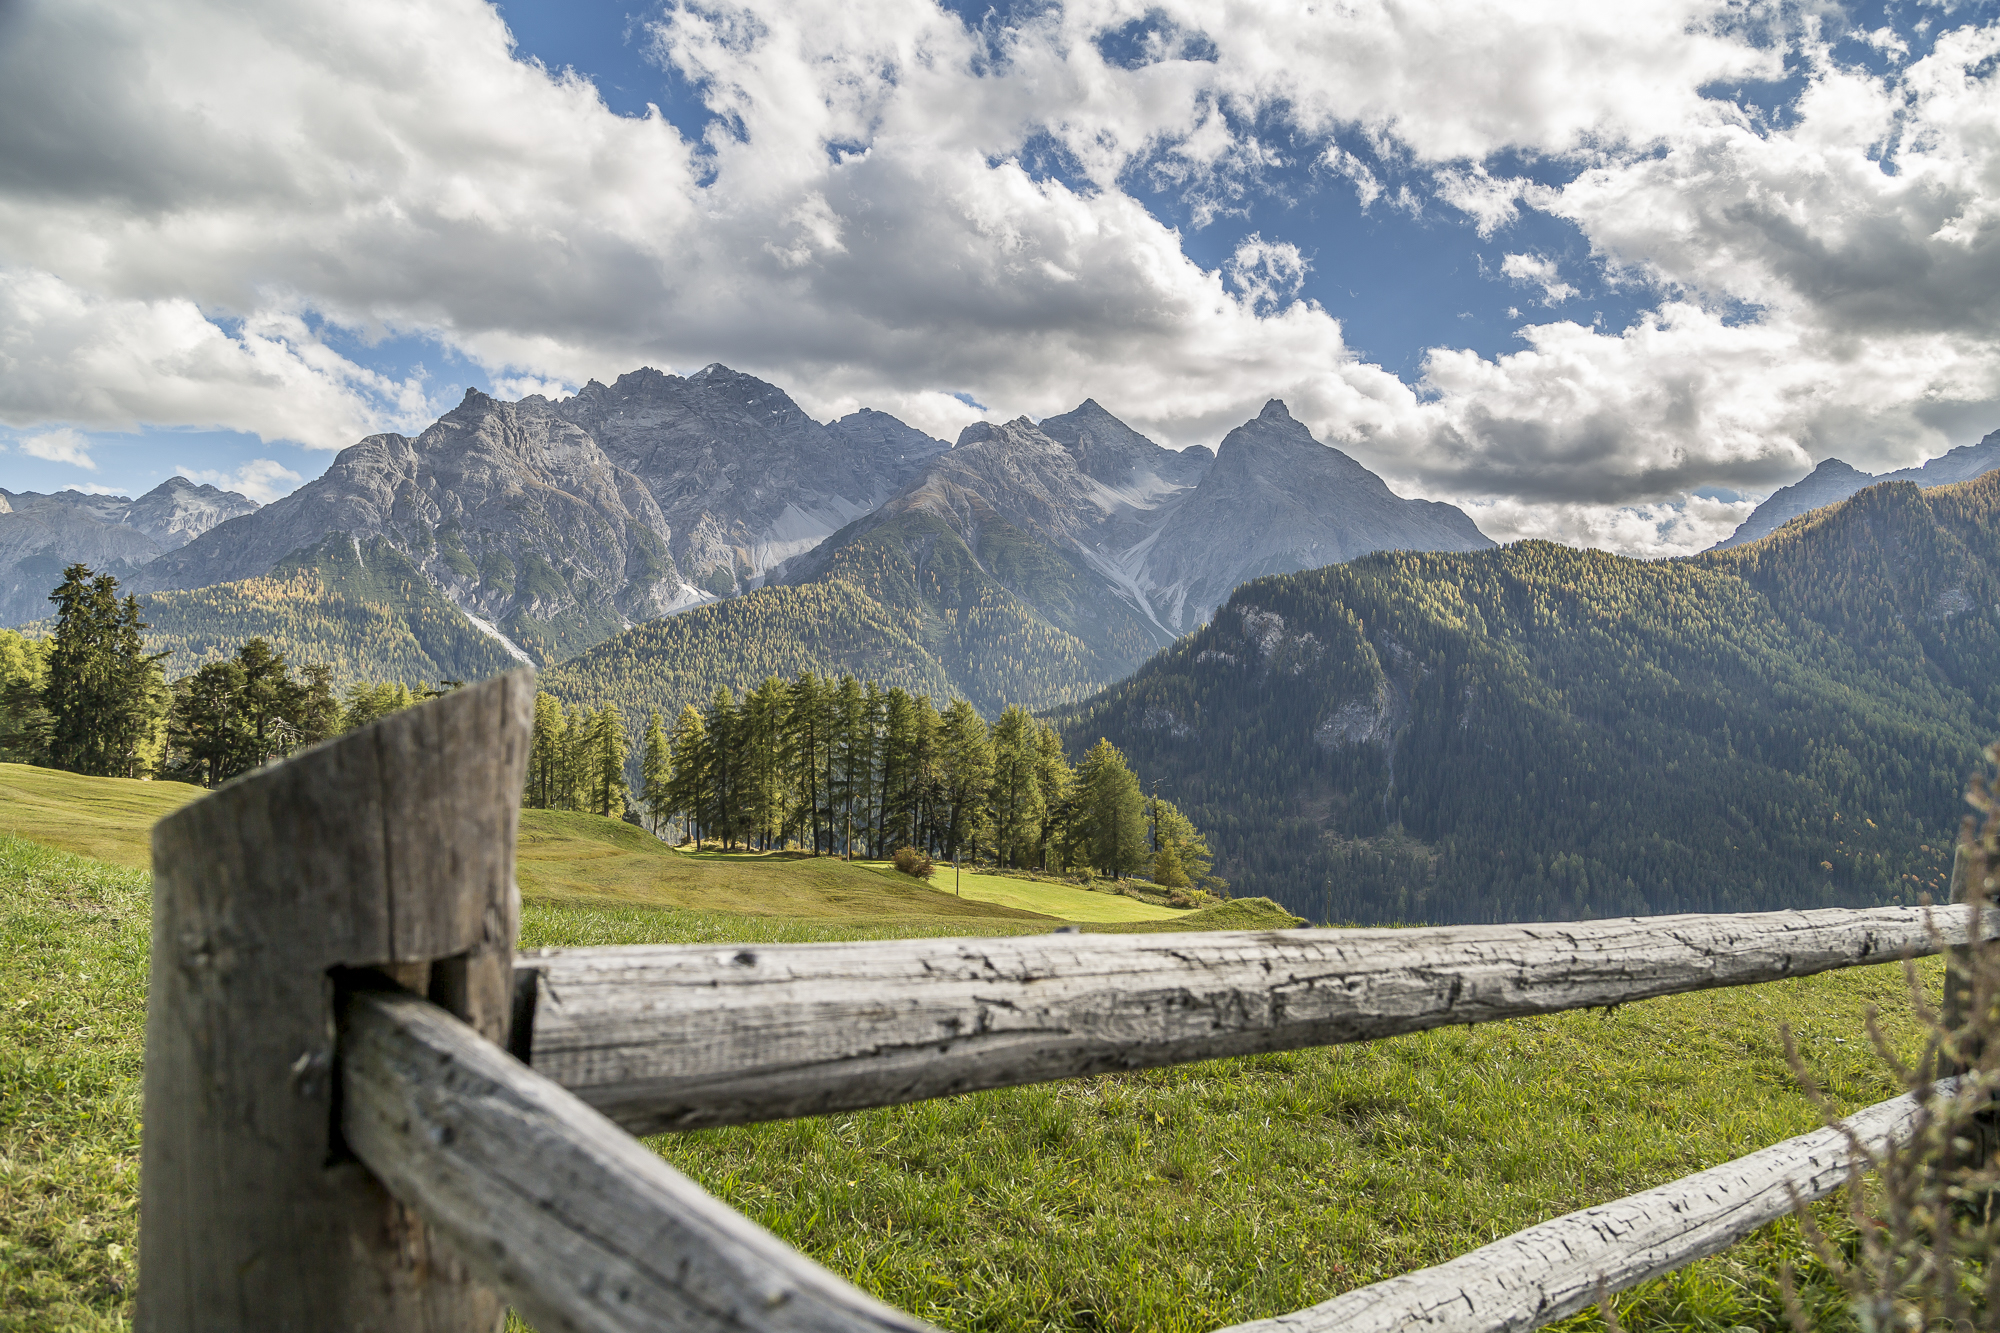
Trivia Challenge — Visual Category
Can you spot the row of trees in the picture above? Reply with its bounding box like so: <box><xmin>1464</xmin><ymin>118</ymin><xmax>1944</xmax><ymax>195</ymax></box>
<box><xmin>519</xmin><ymin>673</ymin><xmax>1221</xmax><ymax>888</ymax></box>
<box><xmin>1</xmin><ymin>565</ymin><xmax>457</xmax><ymax>787</ymax></box>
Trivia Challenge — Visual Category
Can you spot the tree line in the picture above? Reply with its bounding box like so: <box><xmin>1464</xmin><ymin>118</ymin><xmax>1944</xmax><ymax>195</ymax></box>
<box><xmin>1</xmin><ymin>565</ymin><xmax>456</xmax><ymax>787</ymax></box>
<box><xmin>529</xmin><ymin>673</ymin><xmax>1222</xmax><ymax>890</ymax></box>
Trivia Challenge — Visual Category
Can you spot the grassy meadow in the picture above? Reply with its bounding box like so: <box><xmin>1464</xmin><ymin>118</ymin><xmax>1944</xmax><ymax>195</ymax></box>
<box><xmin>0</xmin><ymin>761</ymin><xmax>1942</xmax><ymax>1332</ymax></box>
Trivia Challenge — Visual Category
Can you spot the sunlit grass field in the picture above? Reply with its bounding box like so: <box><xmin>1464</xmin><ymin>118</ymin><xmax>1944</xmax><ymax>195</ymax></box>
<box><xmin>0</xmin><ymin>767</ymin><xmax>1934</xmax><ymax>1332</ymax></box>
<box><xmin>845</xmin><ymin>858</ymin><xmax>1183</xmax><ymax>922</ymax></box>
<box><xmin>0</xmin><ymin>765</ymin><xmax>199</xmax><ymax>868</ymax></box>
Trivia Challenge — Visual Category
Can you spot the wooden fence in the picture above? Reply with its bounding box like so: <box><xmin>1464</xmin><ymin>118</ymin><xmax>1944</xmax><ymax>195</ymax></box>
<box><xmin>135</xmin><ymin>672</ymin><xmax>1987</xmax><ymax>1332</ymax></box>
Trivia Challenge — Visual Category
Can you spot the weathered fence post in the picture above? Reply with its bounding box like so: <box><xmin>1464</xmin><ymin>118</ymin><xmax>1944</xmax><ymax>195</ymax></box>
<box><xmin>137</xmin><ymin>670</ymin><xmax>535</xmax><ymax>1332</ymax></box>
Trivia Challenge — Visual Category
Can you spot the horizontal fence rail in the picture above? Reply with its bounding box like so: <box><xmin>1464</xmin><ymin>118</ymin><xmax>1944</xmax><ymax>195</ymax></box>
<box><xmin>518</xmin><ymin>906</ymin><xmax>1984</xmax><ymax>1134</ymax></box>
<box><xmin>1222</xmin><ymin>1083</ymin><xmax>1950</xmax><ymax>1333</ymax></box>
<box><xmin>342</xmin><ymin>985</ymin><xmax>936</xmax><ymax>1333</ymax></box>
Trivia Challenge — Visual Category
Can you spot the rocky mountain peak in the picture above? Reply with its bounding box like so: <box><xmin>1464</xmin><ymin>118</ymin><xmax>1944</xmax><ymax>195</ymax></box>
<box><xmin>1257</xmin><ymin>398</ymin><xmax>1294</xmax><ymax>422</ymax></box>
<box><xmin>955</xmin><ymin>417</ymin><xmax>1058</xmax><ymax>452</ymax></box>
<box><xmin>1036</xmin><ymin>399</ymin><xmax>1211</xmax><ymax>492</ymax></box>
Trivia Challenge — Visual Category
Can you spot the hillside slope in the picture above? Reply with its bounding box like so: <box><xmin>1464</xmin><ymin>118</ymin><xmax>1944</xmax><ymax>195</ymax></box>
<box><xmin>1057</xmin><ymin>474</ymin><xmax>2000</xmax><ymax>924</ymax></box>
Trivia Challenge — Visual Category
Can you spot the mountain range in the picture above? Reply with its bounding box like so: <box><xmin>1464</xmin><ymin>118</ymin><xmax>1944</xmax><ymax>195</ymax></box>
<box><xmin>11</xmin><ymin>365</ymin><xmax>1495</xmax><ymax>703</ymax></box>
<box><xmin>544</xmin><ymin>394</ymin><xmax>1493</xmax><ymax>719</ymax></box>
<box><xmin>0</xmin><ymin>478</ymin><xmax>258</xmax><ymax>624</ymax></box>
<box><xmin>1711</xmin><ymin>427</ymin><xmax>2000</xmax><ymax>549</ymax></box>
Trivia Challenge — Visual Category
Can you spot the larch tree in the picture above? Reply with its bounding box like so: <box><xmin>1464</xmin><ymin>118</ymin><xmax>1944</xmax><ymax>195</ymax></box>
<box><xmin>1077</xmin><ymin>737</ymin><xmax>1147</xmax><ymax>879</ymax></box>
<box><xmin>640</xmin><ymin>710</ymin><xmax>670</xmax><ymax>835</ymax></box>
<box><xmin>988</xmin><ymin>705</ymin><xmax>1045</xmax><ymax>868</ymax></box>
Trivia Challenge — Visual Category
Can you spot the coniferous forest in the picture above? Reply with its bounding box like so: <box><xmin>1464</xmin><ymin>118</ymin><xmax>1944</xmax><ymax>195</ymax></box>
<box><xmin>1056</xmin><ymin>475</ymin><xmax>2000</xmax><ymax>924</ymax></box>
<box><xmin>521</xmin><ymin>675</ymin><xmax>1221</xmax><ymax>894</ymax></box>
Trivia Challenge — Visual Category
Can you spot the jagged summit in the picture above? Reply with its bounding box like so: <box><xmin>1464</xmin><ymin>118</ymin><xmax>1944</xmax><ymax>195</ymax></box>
<box><xmin>1140</xmin><ymin>395</ymin><xmax>1494</xmax><ymax>630</ymax></box>
<box><xmin>107</xmin><ymin>365</ymin><xmax>952</xmax><ymax>662</ymax></box>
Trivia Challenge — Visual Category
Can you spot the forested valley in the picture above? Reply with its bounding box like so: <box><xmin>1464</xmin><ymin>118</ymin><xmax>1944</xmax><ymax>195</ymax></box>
<box><xmin>1057</xmin><ymin>474</ymin><xmax>2000</xmax><ymax>924</ymax></box>
<box><xmin>541</xmin><ymin>507</ymin><xmax>1151</xmax><ymax>725</ymax></box>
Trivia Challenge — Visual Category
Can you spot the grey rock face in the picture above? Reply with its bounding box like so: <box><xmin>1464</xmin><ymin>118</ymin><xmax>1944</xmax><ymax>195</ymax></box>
<box><xmin>1139</xmin><ymin>401</ymin><xmax>1495</xmax><ymax>630</ymax></box>
<box><xmin>1712</xmin><ymin>428</ymin><xmax>2000</xmax><ymax>550</ymax></box>
<box><xmin>0</xmin><ymin>478</ymin><xmax>258</xmax><ymax>625</ymax></box>
<box><xmin>783</xmin><ymin>397</ymin><xmax>1493</xmax><ymax>657</ymax></box>
<box><xmin>138</xmin><ymin>390</ymin><xmax>691</xmax><ymax>662</ymax></box>
<box><xmin>124</xmin><ymin>366</ymin><xmax>950</xmax><ymax>662</ymax></box>
<box><xmin>556</xmin><ymin>364</ymin><xmax>948</xmax><ymax>595</ymax></box>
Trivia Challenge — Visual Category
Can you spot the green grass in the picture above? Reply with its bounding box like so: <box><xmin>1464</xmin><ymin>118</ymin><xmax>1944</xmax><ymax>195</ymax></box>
<box><xmin>0</xmin><ymin>773</ymin><xmax>1934</xmax><ymax>1333</ymax></box>
<box><xmin>0</xmin><ymin>838</ymin><xmax>147</xmax><ymax>1331</ymax></box>
<box><xmin>847</xmin><ymin>860</ymin><xmax>1184</xmax><ymax>923</ymax></box>
<box><xmin>0</xmin><ymin>765</ymin><xmax>199</xmax><ymax>869</ymax></box>
<box><xmin>517</xmin><ymin>814</ymin><xmax>1056</xmax><ymax>922</ymax></box>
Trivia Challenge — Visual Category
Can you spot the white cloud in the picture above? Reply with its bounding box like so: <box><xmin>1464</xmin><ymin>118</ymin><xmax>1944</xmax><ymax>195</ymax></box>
<box><xmin>174</xmin><ymin>459</ymin><xmax>305</xmax><ymax>504</ymax></box>
<box><xmin>18</xmin><ymin>427</ymin><xmax>97</xmax><ymax>470</ymax></box>
<box><xmin>1500</xmin><ymin>253</ymin><xmax>1578</xmax><ymax>304</ymax></box>
<box><xmin>0</xmin><ymin>0</ymin><xmax>1991</xmax><ymax>559</ymax></box>
<box><xmin>0</xmin><ymin>271</ymin><xmax>438</xmax><ymax>448</ymax></box>
<box><xmin>1224</xmin><ymin>234</ymin><xmax>1311</xmax><ymax>313</ymax></box>
<box><xmin>1461</xmin><ymin>492</ymin><xmax>1758</xmax><ymax>558</ymax></box>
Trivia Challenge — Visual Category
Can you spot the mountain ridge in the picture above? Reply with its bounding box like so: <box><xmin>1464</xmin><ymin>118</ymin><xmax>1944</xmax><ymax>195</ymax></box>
<box><xmin>0</xmin><ymin>477</ymin><xmax>258</xmax><ymax>624</ymax></box>
<box><xmin>1055</xmin><ymin>471</ymin><xmax>2000</xmax><ymax>925</ymax></box>
<box><xmin>1712</xmin><ymin>427</ymin><xmax>2000</xmax><ymax>549</ymax></box>
<box><xmin>549</xmin><ymin>397</ymin><xmax>1495</xmax><ymax>724</ymax></box>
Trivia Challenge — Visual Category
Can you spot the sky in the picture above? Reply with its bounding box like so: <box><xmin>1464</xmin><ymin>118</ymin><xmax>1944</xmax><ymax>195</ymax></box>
<box><xmin>1</xmin><ymin>0</ymin><xmax>1997</xmax><ymax>555</ymax></box>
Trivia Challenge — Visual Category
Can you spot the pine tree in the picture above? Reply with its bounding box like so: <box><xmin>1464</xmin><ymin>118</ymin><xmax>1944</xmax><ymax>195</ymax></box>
<box><xmin>1076</xmin><ymin>737</ymin><xmax>1146</xmax><ymax>878</ymax></box>
<box><xmin>525</xmin><ymin>692</ymin><xmax>565</xmax><ymax>809</ymax></box>
<box><xmin>834</xmin><ymin>675</ymin><xmax>870</xmax><ymax>858</ymax></box>
<box><xmin>988</xmin><ymin>705</ymin><xmax>1045</xmax><ymax>868</ymax></box>
<box><xmin>1153</xmin><ymin>799</ymin><xmax>1220</xmax><ymax>890</ymax></box>
<box><xmin>1033</xmin><ymin>720</ymin><xmax>1073</xmax><ymax>872</ymax></box>
<box><xmin>704</xmin><ymin>686</ymin><xmax>740</xmax><ymax>848</ymax></box>
<box><xmin>589</xmin><ymin>705</ymin><xmax>630</xmax><ymax>817</ymax></box>
<box><xmin>168</xmin><ymin>660</ymin><xmax>249</xmax><ymax>788</ymax></box>
<box><xmin>43</xmin><ymin>566</ymin><xmax>166</xmax><ymax>777</ymax></box>
<box><xmin>666</xmin><ymin>704</ymin><xmax>708</xmax><ymax>845</ymax></box>
<box><xmin>640</xmin><ymin>710</ymin><xmax>670</xmax><ymax>835</ymax></box>
<box><xmin>938</xmin><ymin>698</ymin><xmax>993</xmax><ymax>862</ymax></box>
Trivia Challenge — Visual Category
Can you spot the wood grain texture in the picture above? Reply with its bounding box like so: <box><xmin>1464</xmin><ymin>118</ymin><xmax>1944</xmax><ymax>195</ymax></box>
<box><xmin>519</xmin><ymin>905</ymin><xmax>1987</xmax><ymax>1134</ymax></box>
<box><xmin>1220</xmin><ymin>1085</ymin><xmax>1941</xmax><ymax>1333</ymax></box>
<box><xmin>341</xmin><ymin>987</ymin><xmax>937</xmax><ymax>1333</ymax></box>
<box><xmin>138</xmin><ymin>670</ymin><xmax>534</xmax><ymax>1333</ymax></box>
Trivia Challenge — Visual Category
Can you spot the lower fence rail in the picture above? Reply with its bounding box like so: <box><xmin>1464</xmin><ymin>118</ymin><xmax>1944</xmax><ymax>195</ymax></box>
<box><xmin>345</xmin><ymin>977</ymin><xmax>1943</xmax><ymax>1333</ymax></box>
<box><xmin>341</xmin><ymin>984</ymin><xmax>933</xmax><ymax>1333</ymax></box>
<box><xmin>1221</xmin><ymin>1086</ymin><xmax>1945</xmax><ymax>1333</ymax></box>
